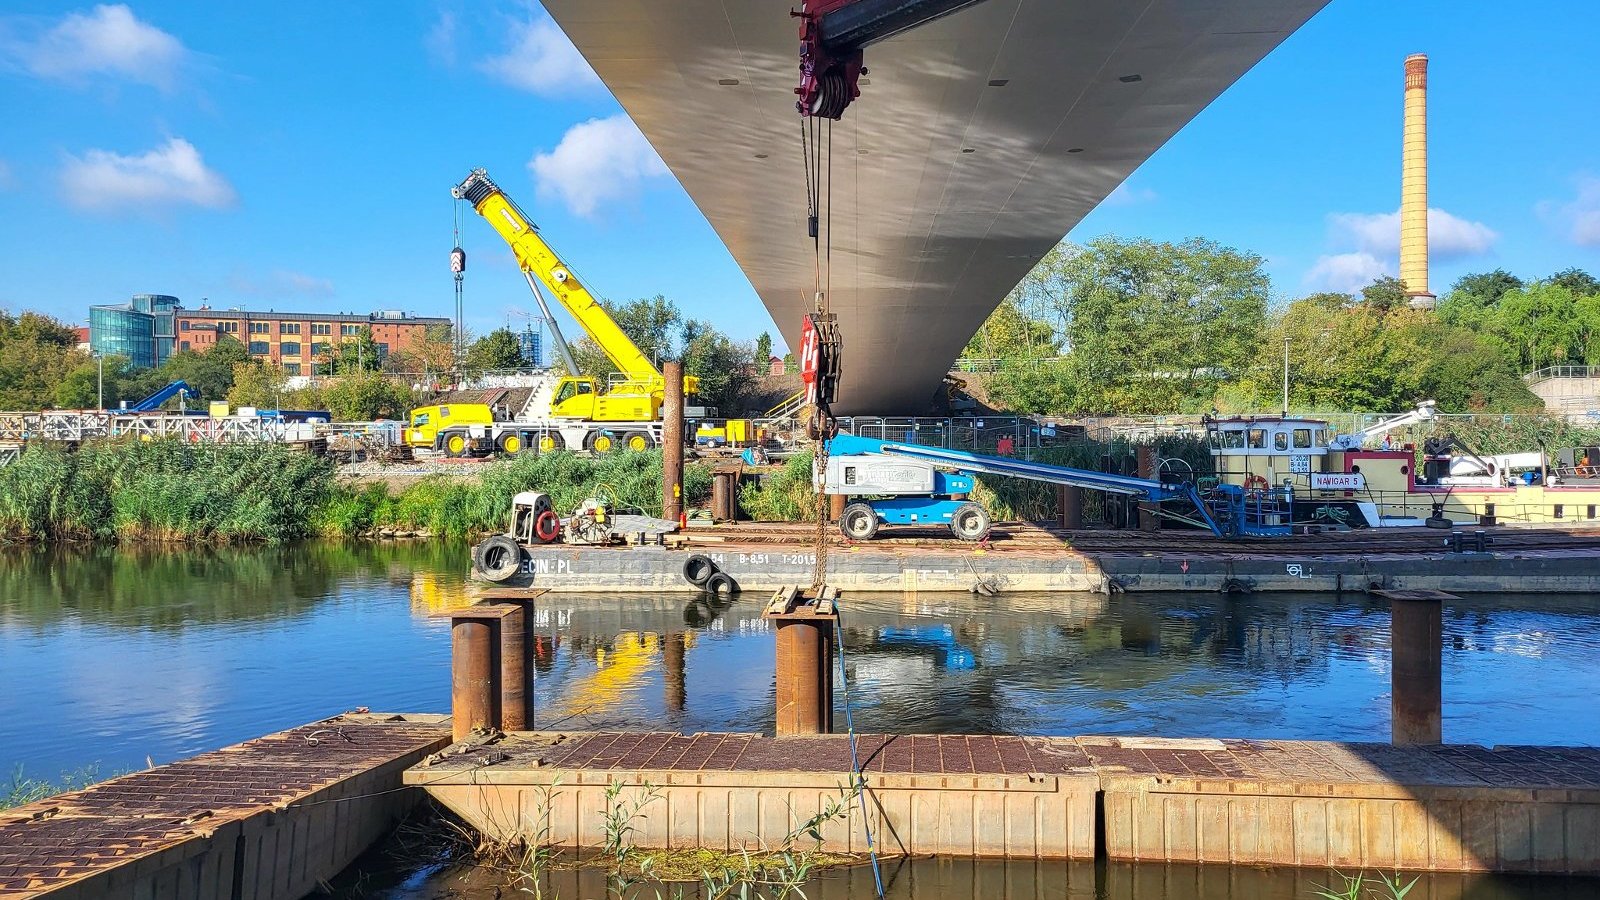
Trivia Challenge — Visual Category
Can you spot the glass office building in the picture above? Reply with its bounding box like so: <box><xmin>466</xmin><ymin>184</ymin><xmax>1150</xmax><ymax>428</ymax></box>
<box><xmin>89</xmin><ymin>294</ymin><xmax>180</xmax><ymax>368</ymax></box>
<box><xmin>518</xmin><ymin>323</ymin><xmax>544</xmax><ymax>366</ymax></box>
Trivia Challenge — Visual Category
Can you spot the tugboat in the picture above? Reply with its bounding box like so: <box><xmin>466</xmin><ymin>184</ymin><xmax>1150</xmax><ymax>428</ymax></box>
<box><xmin>1205</xmin><ymin>403</ymin><xmax>1600</xmax><ymax>528</ymax></box>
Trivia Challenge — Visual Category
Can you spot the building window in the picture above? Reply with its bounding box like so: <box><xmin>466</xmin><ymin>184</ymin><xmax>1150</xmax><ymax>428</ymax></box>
<box><xmin>312</xmin><ymin>323</ymin><xmax>331</xmax><ymax>336</ymax></box>
<box><xmin>181</xmin><ymin>321</ymin><xmax>191</xmax><ymax>331</ymax></box>
<box><xmin>220</xmin><ymin>321</ymin><xmax>239</xmax><ymax>334</ymax></box>
<box><xmin>378</xmin><ymin>343</ymin><xmax>389</xmax><ymax>356</ymax></box>
<box><xmin>280</xmin><ymin>322</ymin><xmax>301</xmax><ymax>335</ymax></box>
<box><xmin>281</xmin><ymin>341</ymin><xmax>301</xmax><ymax>356</ymax></box>
<box><xmin>312</xmin><ymin>342</ymin><xmax>331</xmax><ymax>356</ymax></box>
<box><xmin>180</xmin><ymin>341</ymin><xmax>190</xmax><ymax>351</ymax></box>
<box><xmin>248</xmin><ymin>321</ymin><xmax>269</xmax><ymax>334</ymax></box>
<box><xmin>340</xmin><ymin>324</ymin><xmax>361</xmax><ymax>336</ymax></box>
<box><xmin>284</xmin><ymin>363</ymin><xmax>301</xmax><ymax>376</ymax></box>
<box><xmin>249</xmin><ymin>341</ymin><xmax>270</xmax><ymax>355</ymax></box>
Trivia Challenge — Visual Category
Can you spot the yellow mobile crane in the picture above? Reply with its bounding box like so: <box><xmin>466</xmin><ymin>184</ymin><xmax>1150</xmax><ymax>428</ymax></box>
<box><xmin>408</xmin><ymin>169</ymin><xmax>699</xmax><ymax>455</ymax></box>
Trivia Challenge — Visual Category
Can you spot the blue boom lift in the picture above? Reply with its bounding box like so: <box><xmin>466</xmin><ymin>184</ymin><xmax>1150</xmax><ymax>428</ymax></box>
<box><xmin>121</xmin><ymin>380</ymin><xmax>196</xmax><ymax>413</ymax></box>
<box><xmin>822</xmin><ymin>434</ymin><xmax>1289</xmax><ymax>541</ymax></box>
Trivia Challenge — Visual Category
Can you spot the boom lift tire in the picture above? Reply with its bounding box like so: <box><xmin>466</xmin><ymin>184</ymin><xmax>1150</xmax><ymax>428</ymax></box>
<box><xmin>473</xmin><ymin>535</ymin><xmax>523</xmax><ymax>582</ymax></box>
<box><xmin>497</xmin><ymin>433</ymin><xmax>524</xmax><ymax>455</ymax></box>
<box><xmin>839</xmin><ymin>503</ymin><xmax>880</xmax><ymax>541</ymax></box>
<box><xmin>443</xmin><ymin>432</ymin><xmax>469</xmax><ymax>458</ymax></box>
<box><xmin>682</xmin><ymin>554</ymin><xmax>717</xmax><ymax>587</ymax></box>
<box><xmin>623</xmin><ymin>431</ymin><xmax>653</xmax><ymax>452</ymax></box>
<box><xmin>950</xmin><ymin>502</ymin><xmax>991</xmax><ymax>542</ymax></box>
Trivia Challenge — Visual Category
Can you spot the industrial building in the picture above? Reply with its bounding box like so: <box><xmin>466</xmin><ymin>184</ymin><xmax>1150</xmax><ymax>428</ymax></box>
<box><xmin>178</xmin><ymin>308</ymin><xmax>451</xmax><ymax>374</ymax></box>
<box><xmin>88</xmin><ymin>297</ymin><xmax>451</xmax><ymax>372</ymax></box>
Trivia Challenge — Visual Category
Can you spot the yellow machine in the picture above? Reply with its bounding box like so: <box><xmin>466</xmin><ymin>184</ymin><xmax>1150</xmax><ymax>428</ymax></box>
<box><xmin>406</xmin><ymin>403</ymin><xmax>495</xmax><ymax>457</ymax></box>
<box><xmin>452</xmin><ymin>168</ymin><xmax>698</xmax><ymax>423</ymax></box>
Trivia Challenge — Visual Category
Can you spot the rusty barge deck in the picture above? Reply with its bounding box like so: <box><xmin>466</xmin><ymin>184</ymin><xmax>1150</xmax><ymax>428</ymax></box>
<box><xmin>412</xmin><ymin>730</ymin><xmax>1600</xmax><ymax>876</ymax></box>
<box><xmin>0</xmin><ymin>713</ymin><xmax>450</xmax><ymax>900</ymax></box>
<box><xmin>499</xmin><ymin>521</ymin><xmax>1600</xmax><ymax>594</ymax></box>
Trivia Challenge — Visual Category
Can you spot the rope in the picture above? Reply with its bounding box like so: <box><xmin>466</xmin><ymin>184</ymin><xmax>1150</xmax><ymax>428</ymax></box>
<box><xmin>833</xmin><ymin>607</ymin><xmax>884</xmax><ymax>899</ymax></box>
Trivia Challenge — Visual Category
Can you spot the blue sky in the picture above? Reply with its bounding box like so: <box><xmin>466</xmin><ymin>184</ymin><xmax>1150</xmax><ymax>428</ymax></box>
<box><xmin>1</xmin><ymin>1</ymin><xmax>1596</xmax><ymax>352</ymax></box>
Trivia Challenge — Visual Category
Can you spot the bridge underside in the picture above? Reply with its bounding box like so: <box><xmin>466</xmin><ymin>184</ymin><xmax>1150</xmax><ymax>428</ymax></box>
<box><xmin>543</xmin><ymin>0</ymin><xmax>1328</xmax><ymax>413</ymax></box>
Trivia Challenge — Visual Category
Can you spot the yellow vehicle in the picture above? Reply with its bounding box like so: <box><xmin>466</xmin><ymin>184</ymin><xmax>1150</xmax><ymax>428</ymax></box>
<box><xmin>449</xmin><ymin>169</ymin><xmax>700</xmax><ymax>450</ymax></box>
<box><xmin>406</xmin><ymin>403</ymin><xmax>497</xmax><ymax>457</ymax></box>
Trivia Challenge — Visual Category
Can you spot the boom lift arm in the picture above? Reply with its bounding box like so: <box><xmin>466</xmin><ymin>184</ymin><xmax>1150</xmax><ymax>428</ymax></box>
<box><xmin>452</xmin><ymin>169</ymin><xmax>696</xmax><ymax>395</ymax></box>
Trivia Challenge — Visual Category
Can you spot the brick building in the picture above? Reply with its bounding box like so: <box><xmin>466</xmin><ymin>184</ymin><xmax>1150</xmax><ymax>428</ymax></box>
<box><xmin>177</xmin><ymin>308</ymin><xmax>451</xmax><ymax>375</ymax></box>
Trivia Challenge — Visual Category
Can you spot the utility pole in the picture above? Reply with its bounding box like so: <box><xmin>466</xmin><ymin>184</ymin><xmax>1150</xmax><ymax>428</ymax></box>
<box><xmin>96</xmin><ymin>353</ymin><xmax>104</xmax><ymax>410</ymax></box>
<box><xmin>1282</xmin><ymin>336</ymin><xmax>1290</xmax><ymax>418</ymax></box>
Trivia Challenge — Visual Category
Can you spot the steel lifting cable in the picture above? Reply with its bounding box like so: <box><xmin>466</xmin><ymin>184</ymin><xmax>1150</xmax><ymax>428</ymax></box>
<box><xmin>833</xmin><ymin>606</ymin><xmax>885</xmax><ymax>898</ymax></box>
<box><xmin>802</xmin><ymin>110</ymin><xmax>836</xmax><ymax>591</ymax></box>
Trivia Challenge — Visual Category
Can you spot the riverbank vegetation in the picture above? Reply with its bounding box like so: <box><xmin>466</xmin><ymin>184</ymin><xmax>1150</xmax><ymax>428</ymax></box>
<box><xmin>964</xmin><ymin>237</ymin><xmax>1600</xmax><ymax>416</ymax></box>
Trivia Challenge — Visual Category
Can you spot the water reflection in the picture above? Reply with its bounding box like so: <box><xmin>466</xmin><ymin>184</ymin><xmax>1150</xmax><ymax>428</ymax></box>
<box><xmin>3</xmin><ymin>541</ymin><xmax>1599</xmax><ymax>781</ymax></box>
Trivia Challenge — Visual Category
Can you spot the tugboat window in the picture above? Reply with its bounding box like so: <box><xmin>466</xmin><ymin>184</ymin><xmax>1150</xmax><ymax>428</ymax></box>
<box><xmin>1248</xmin><ymin>428</ymin><xmax>1266</xmax><ymax>449</ymax></box>
<box><xmin>1293</xmin><ymin>428</ymin><xmax>1312</xmax><ymax>448</ymax></box>
<box><xmin>1274</xmin><ymin>432</ymin><xmax>1289</xmax><ymax>451</ymax></box>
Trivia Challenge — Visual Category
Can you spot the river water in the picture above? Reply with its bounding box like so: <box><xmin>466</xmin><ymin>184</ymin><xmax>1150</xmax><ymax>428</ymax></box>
<box><xmin>2</xmin><ymin>541</ymin><xmax>1598</xmax><ymax>898</ymax></box>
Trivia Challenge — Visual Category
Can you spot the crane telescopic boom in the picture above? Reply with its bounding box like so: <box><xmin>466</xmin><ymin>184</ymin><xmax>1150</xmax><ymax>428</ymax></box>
<box><xmin>452</xmin><ymin>168</ymin><xmax>687</xmax><ymax>394</ymax></box>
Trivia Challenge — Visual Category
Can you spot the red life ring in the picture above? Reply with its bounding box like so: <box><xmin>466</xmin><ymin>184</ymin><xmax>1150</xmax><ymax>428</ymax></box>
<box><xmin>533</xmin><ymin>509</ymin><xmax>561</xmax><ymax>543</ymax></box>
<box><xmin>1243</xmin><ymin>474</ymin><xmax>1270</xmax><ymax>492</ymax></box>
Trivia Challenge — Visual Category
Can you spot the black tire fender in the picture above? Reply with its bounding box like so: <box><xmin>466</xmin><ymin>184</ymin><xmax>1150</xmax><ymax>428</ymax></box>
<box><xmin>704</xmin><ymin>571</ymin><xmax>739</xmax><ymax>597</ymax></box>
<box><xmin>683</xmin><ymin>554</ymin><xmax>717</xmax><ymax>587</ymax></box>
<box><xmin>473</xmin><ymin>535</ymin><xmax>523</xmax><ymax>583</ymax></box>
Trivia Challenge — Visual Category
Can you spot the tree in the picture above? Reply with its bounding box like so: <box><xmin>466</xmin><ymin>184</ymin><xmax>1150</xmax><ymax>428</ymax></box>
<box><xmin>681</xmin><ymin>319</ymin><xmax>754</xmax><ymax>412</ymax></box>
<box><xmin>467</xmin><ymin>327</ymin><xmax>525</xmax><ymax>371</ymax></box>
<box><xmin>328</xmin><ymin>326</ymin><xmax>382</xmax><ymax>376</ymax></box>
<box><xmin>0</xmin><ymin>309</ymin><xmax>84</xmax><ymax>409</ymax></box>
<box><xmin>755</xmin><ymin>331</ymin><xmax>774</xmax><ymax>366</ymax></box>
<box><xmin>227</xmin><ymin>361</ymin><xmax>289</xmax><ymax>409</ymax></box>
<box><xmin>1360</xmin><ymin>276</ymin><xmax>1409</xmax><ymax>313</ymax></box>
<box><xmin>1549</xmin><ymin>268</ymin><xmax>1600</xmax><ymax>296</ymax></box>
<box><xmin>321</xmin><ymin>371</ymin><xmax>411</xmax><ymax>420</ymax></box>
<box><xmin>1440</xmin><ymin>269</ymin><xmax>1523</xmax><ymax>329</ymax></box>
<box><xmin>55</xmin><ymin>355</ymin><xmax>134</xmax><ymax>409</ymax></box>
<box><xmin>160</xmin><ymin>336</ymin><xmax>251</xmax><ymax>402</ymax></box>
<box><xmin>1053</xmin><ymin>236</ymin><xmax>1271</xmax><ymax>414</ymax></box>
<box><xmin>386</xmin><ymin>323</ymin><xmax>457</xmax><ymax>378</ymax></box>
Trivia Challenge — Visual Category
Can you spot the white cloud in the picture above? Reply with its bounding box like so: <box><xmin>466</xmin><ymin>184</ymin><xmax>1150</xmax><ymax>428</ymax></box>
<box><xmin>228</xmin><ymin>269</ymin><xmax>334</xmax><ymax>298</ymax></box>
<box><xmin>1328</xmin><ymin>207</ymin><xmax>1497</xmax><ymax>259</ymax></box>
<box><xmin>477</xmin><ymin>14</ymin><xmax>599</xmax><ymax>95</ymax></box>
<box><xmin>2</xmin><ymin>4</ymin><xmax>187</xmax><ymax>90</ymax></box>
<box><xmin>425</xmin><ymin>10</ymin><xmax>456</xmax><ymax>66</ymax></box>
<box><xmin>529</xmin><ymin>115</ymin><xmax>668</xmax><ymax>218</ymax></box>
<box><xmin>1304</xmin><ymin>252</ymin><xmax>1388</xmax><ymax>294</ymax></box>
<box><xmin>1104</xmin><ymin>182</ymin><xmax>1157</xmax><ymax>206</ymax></box>
<box><xmin>1539</xmin><ymin>176</ymin><xmax>1600</xmax><ymax>247</ymax></box>
<box><xmin>60</xmin><ymin>137</ymin><xmax>235</xmax><ymax>212</ymax></box>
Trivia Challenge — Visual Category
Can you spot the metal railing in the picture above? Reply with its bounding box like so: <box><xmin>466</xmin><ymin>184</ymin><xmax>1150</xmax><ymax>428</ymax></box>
<box><xmin>1525</xmin><ymin>365</ymin><xmax>1600</xmax><ymax>383</ymax></box>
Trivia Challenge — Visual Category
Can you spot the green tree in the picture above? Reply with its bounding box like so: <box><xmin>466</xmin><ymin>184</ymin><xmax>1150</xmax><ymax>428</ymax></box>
<box><xmin>321</xmin><ymin>371</ymin><xmax>411</xmax><ymax>420</ymax></box>
<box><xmin>1360</xmin><ymin>275</ymin><xmax>1410</xmax><ymax>313</ymax></box>
<box><xmin>159</xmin><ymin>336</ymin><xmax>251</xmax><ymax>402</ymax></box>
<box><xmin>681</xmin><ymin>319</ymin><xmax>754</xmax><ymax>412</ymax></box>
<box><xmin>1054</xmin><ymin>236</ymin><xmax>1271</xmax><ymax>414</ymax></box>
<box><xmin>226</xmin><ymin>361</ymin><xmax>289</xmax><ymax>409</ymax></box>
<box><xmin>327</xmin><ymin>326</ymin><xmax>382</xmax><ymax>376</ymax></box>
<box><xmin>1549</xmin><ymin>267</ymin><xmax>1600</xmax><ymax>296</ymax></box>
<box><xmin>755</xmin><ymin>331</ymin><xmax>774</xmax><ymax>366</ymax></box>
<box><xmin>467</xmin><ymin>327</ymin><xmax>525</xmax><ymax>371</ymax></box>
<box><xmin>55</xmin><ymin>355</ymin><xmax>133</xmax><ymax>409</ymax></box>
<box><xmin>0</xmin><ymin>309</ymin><xmax>83</xmax><ymax>409</ymax></box>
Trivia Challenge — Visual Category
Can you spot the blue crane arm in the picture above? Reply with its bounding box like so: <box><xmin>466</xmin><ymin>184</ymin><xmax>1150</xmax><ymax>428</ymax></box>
<box><xmin>826</xmin><ymin>434</ymin><xmax>1226</xmax><ymax>537</ymax></box>
<box><xmin>127</xmin><ymin>380</ymin><xmax>195</xmax><ymax>413</ymax></box>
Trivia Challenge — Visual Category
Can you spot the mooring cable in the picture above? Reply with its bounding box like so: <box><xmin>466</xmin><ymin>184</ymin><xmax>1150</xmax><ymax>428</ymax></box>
<box><xmin>833</xmin><ymin>605</ymin><xmax>885</xmax><ymax>899</ymax></box>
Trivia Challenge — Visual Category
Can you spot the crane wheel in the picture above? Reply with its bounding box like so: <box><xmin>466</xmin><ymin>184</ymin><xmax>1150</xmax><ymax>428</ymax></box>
<box><xmin>538</xmin><ymin>434</ymin><xmax>562</xmax><ymax>453</ymax></box>
<box><xmin>589</xmin><ymin>433</ymin><xmax>617</xmax><ymax>453</ymax></box>
<box><xmin>704</xmin><ymin>571</ymin><xmax>739</xmax><ymax>597</ymax></box>
<box><xmin>623</xmin><ymin>431</ymin><xmax>653</xmax><ymax>452</ymax></box>
<box><xmin>498</xmin><ymin>433</ymin><xmax>523</xmax><ymax>455</ymax></box>
<box><xmin>682</xmin><ymin>554</ymin><xmax>717</xmax><ymax>587</ymax></box>
<box><xmin>444</xmin><ymin>432</ymin><xmax>468</xmax><ymax>458</ymax></box>
<box><xmin>950</xmin><ymin>502</ymin><xmax>991</xmax><ymax>542</ymax></box>
<box><xmin>473</xmin><ymin>535</ymin><xmax>523</xmax><ymax>582</ymax></box>
<box><xmin>839</xmin><ymin>503</ymin><xmax>880</xmax><ymax>541</ymax></box>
